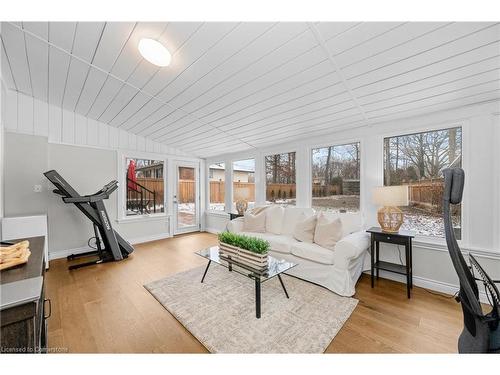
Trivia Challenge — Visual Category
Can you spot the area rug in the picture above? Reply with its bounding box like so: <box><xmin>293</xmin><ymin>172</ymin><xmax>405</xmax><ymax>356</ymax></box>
<box><xmin>144</xmin><ymin>265</ymin><xmax>358</xmax><ymax>353</ymax></box>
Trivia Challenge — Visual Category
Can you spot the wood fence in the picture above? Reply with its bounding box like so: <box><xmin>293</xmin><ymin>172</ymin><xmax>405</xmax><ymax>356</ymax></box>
<box><xmin>404</xmin><ymin>178</ymin><xmax>444</xmax><ymax>212</ymax></box>
<box><xmin>178</xmin><ymin>179</ymin><xmax>196</xmax><ymax>203</ymax></box>
<box><xmin>136</xmin><ymin>177</ymin><xmax>164</xmax><ymax>206</ymax></box>
<box><xmin>312</xmin><ymin>185</ymin><xmax>340</xmax><ymax>197</ymax></box>
<box><xmin>266</xmin><ymin>183</ymin><xmax>296</xmax><ymax>201</ymax></box>
<box><xmin>209</xmin><ymin>181</ymin><xmax>226</xmax><ymax>203</ymax></box>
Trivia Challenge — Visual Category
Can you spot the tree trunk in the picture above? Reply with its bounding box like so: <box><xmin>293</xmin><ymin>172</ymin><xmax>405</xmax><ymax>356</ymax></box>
<box><xmin>325</xmin><ymin>146</ymin><xmax>332</xmax><ymax>185</ymax></box>
<box><xmin>448</xmin><ymin>128</ymin><xmax>457</xmax><ymax>166</ymax></box>
<box><xmin>384</xmin><ymin>138</ymin><xmax>391</xmax><ymax>185</ymax></box>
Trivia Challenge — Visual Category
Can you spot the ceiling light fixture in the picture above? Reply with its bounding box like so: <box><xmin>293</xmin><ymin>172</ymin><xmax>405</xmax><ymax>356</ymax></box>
<box><xmin>138</xmin><ymin>38</ymin><xmax>172</xmax><ymax>67</ymax></box>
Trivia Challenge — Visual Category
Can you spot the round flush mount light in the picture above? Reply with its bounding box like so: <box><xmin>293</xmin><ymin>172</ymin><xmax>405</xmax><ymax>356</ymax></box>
<box><xmin>138</xmin><ymin>38</ymin><xmax>171</xmax><ymax>67</ymax></box>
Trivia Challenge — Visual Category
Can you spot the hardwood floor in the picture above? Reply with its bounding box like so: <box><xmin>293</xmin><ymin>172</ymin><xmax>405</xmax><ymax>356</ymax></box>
<box><xmin>45</xmin><ymin>232</ymin><xmax>463</xmax><ymax>353</ymax></box>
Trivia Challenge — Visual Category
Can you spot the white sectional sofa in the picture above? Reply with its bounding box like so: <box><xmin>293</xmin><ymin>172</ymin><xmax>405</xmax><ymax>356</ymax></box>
<box><xmin>227</xmin><ymin>206</ymin><xmax>370</xmax><ymax>296</ymax></box>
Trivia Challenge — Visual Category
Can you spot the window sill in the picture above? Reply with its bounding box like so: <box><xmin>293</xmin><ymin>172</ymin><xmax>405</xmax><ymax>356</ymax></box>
<box><xmin>116</xmin><ymin>214</ymin><xmax>170</xmax><ymax>224</ymax></box>
<box><xmin>206</xmin><ymin>211</ymin><xmax>229</xmax><ymax>217</ymax></box>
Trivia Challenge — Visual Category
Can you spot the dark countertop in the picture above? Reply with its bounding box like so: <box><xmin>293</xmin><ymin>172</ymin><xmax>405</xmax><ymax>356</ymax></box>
<box><xmin>0</xmin><ymin>236</ymin><xmax>46</xmax><ymax>285</ymax></box>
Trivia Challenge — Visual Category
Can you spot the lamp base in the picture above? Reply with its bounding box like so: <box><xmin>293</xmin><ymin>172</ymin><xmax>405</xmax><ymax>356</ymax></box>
<box><xmin>377</xmin><ymin>206</ymin><xmax>404</xmax><ymax>233</ymax></box>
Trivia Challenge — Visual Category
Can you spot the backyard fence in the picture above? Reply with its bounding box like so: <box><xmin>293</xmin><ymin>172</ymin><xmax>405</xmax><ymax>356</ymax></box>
<box><xmin>178</xmin><ymin>179</ymin><xmax>196</xmax><ymax>203</ymax></box>
<box><xmin>312</xmin><ymin>184</ymin><xmax>341</xmax><ymax>197</ymax></box>
<box><xmin>135</xmin><ymin>177</ymin><xmax>164</xmax><ymax>207</ymax></box>
<box><xmin>404</xmin><ymin>178</ymin><xmax>444</xmax><ymax>212</ymax></box>
<box><xmin>266</xmin><ymin>183</ymin><xmax>296</xmax><ymax>201</ymax></box>
<box><xmin>209</xmin><ymin>181</ymin><xmax>226</xmax><ymax>203</ymax></box>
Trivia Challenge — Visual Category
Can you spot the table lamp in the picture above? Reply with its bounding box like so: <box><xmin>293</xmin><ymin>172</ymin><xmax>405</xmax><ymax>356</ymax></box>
<box><xmin>372</xmin><ymin>185</ymin><xmax>409</xmax><ymax>233</ymax></box>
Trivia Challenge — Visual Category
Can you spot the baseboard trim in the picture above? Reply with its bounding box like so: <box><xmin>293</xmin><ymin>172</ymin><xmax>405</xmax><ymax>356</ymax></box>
<box><xmin>48</xmin><ymin>233</ymin><xmax>172</xmax><ymax>260</ymax></box>
<box><xmin>128</xmin><ymin>233</ymin><xmax>172</xmax><ymax>245</ymax></box>
<box><xmin>48</xmin><ymin>246</ymin><xmax>94</xmax><ymax>261</ymax></box>
<box><xmin>205</xmin><ymin>227</ymin><xmax>222</xmax><ymax>234</ymax></box>
<box><xmin>365</xmin><ymin>269</ymin><xmax>490</xmax><ymax>304</ymax></box>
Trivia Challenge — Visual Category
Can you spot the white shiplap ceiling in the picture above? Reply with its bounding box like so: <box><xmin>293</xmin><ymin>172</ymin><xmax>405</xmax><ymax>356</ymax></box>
<box><xmin>1</xmin><ymin>21</ymin><xmax>499</xmax><ymax>157</ymax></box>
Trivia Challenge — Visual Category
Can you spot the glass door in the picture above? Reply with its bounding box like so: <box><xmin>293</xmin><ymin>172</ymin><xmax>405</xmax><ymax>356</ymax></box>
<box><xmin>174</xmin><ymin>162</ymin><xmax>200</xmax><ymax>234</ymax></box>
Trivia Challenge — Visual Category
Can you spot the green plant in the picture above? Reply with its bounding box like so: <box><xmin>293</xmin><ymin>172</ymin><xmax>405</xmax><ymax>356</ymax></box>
<box><xmin>218</xmin><ymin>232</ymin><xmax>270</xmax><ymax>254</ymax></box>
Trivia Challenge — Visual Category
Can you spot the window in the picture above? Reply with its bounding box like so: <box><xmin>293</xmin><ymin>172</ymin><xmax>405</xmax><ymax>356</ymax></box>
<box><xmin>265</xmin><ymin>152</ymin><xmax>296</xmax><ymax>205</ymax></box>
<box><xmin>312</xmin><ymin>142</ymin><xmax>360</xmax><ymax>213</ymax></box>
<box><xmin>208</xmin><ymin>162</ymin><xmax>225</xmax><ymax>211</ymax></box>
<box><xmin>383</xmin><ymin>127</ymin><xmax>462</xmax><ymax>238</ymax></box>
<box><xmin>233</xmin><ymin>159</ymin><xmax>255</xmax><ymax>210</ymax></box>
<box><xmin>125</xmin><ymin>158</ymin><xmax>165</xmax><ymax>216</ymax></box>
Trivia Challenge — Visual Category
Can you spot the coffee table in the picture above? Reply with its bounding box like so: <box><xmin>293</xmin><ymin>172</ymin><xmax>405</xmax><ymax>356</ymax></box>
<box><xmin>196</xmin><ymin>246</ymin><xmax>297</xmax><ymax>318</ymax></box>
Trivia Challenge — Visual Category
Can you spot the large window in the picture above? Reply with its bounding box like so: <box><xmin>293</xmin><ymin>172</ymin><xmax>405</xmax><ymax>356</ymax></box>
<box><xmin>208</xmin><ymin>162</ymin><xmax>225</xmax><ymax>211</ymax></box>
<box><xmin>233</xmin><ymin>159</ymin><xmax>255</xmax><ymax>210</ymax></box>
<box><xmin>125</xmin><ymin>158</ymin><xmax>165</xmax><ymax>216</ymax></box>
<box><xmin>265</xmin><ymin>152</ymin><xmax>296</xmax><ymax>205</ymax></box>
<box><xmin>383</xmin><ymin>127</ymin><xmax>462</xmax><ymax>238</ymax></box>
<box><xmin>312</xmin><ymin>142</ymin><xmax>360</xmax><ymax>213</ymax></box>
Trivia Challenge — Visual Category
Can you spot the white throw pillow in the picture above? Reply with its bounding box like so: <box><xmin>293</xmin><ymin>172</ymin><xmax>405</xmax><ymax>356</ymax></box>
<box><xmin>293</xmin><ymin>213</ymin><xmax>317</xmax><ymax>243</ymax></box>
<box><xmin>266</xmin><ymin>205</ymin><xmax>285</xmax><ymax>234</ymax></box>
<box><xmin>281</xmin><ymin>207</ymin><xmax>315</xmax><ymax>235</ymax></box>
<box><xmin>243</xmin><ymin>211</ymin><xmax>266</xmax><ymax>233</ymax></box>
<box><xmin>314</xmin><ymin>213</ymin><xmax>343</xmax><ymax>250</ymax></box>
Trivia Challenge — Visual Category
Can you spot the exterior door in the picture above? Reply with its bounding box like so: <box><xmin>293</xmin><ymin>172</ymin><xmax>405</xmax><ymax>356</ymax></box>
<box><xmin>174</xmin><ymin>162</ymin><xmax>200</xmax><ymax>234</ymax></box>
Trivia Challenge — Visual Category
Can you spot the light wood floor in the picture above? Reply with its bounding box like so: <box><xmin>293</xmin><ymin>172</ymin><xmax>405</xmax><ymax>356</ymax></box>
<box><xmin>45</xmin><ymin>232</ymin><xmax>463</xmax><ymax>353</ymax></box>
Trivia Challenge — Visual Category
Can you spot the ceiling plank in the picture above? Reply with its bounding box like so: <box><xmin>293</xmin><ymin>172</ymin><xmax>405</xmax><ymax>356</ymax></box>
<box><xmin>1</xmin><ymin>22</ymin><xmax>32</xmax><ymax>95</ymax></box>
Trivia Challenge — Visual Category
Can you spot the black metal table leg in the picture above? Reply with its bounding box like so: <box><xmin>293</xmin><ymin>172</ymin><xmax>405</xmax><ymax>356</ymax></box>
<box><xmin>255</xmin><ymin>278</ymin><xmax>261</xmax><ymax>319</ymax></box>
<box><xmin>201</xmin><ymin>260</ymin><xmax>211</xmax><ymax>283</ymax></box>
<box><xmin>405</xmin><ymin>243</ymin><xmax>411</xmax><ymax>299</ymax></box>
<box><xmin>409</xmin><ymin>239</ymin><xmax>413</xmax><ymax>289</ymax></box>
<box><xmin>376</xmin><ymin>241</ymin><xmax>380</xmax><ymax>279</ymax></box>
<box><xmin>277</xmin><ymin>274</ymin><xmax>289</xmax><ymax>299</ymax></box>
<box><xmin>370</xmin><ymin>235</ymin><xmax>375</xmax><ymax>288</ymax></box>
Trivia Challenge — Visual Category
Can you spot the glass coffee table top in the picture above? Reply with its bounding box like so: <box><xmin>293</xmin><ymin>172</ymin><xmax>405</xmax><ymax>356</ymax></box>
<box><xmin>196</xmin><ymin>246</ymin><xmax>297</xmax><ymax>282</ymax></box>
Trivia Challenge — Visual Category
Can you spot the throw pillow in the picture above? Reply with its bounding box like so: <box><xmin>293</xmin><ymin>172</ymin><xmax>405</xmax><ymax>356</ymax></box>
<box><xmin>266</xmin><ymin>205</ymin><xmax>285</xmax><ymax>234</ymax></box>
<box><xmin>314</xmin><ymin>213</ymin><xmax>343</xmax><ymax>250</ymax></box>
<box><xmin>293</xmin><ymin>213</ymin><xmax>317</xmax><ymax>243</ymax></box>
<box><xmin>243</xmin><ymin>211</ymin><xmax>266</xmax><ymax>233</ymax></box>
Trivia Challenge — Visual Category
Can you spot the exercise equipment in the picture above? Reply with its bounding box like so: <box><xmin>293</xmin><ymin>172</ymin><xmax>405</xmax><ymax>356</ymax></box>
<box><xmin>443</xmin><ymin>167</ymin><xmax>499</xmax><ymax>353</ymax></box>
<box><xmin>44</xmin><ymin>170</ymin><xmax>134</xmax><ymax>270</ymax></box>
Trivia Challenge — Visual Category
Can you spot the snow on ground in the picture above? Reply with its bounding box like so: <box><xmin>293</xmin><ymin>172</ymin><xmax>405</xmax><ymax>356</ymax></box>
<box><xmin>178</xmin><ymin>203</ymin><xmax>196</xmax><ymax>212</ymax></box>
<box><xmin>205</xmin><ymin>194</ymin><xmax>459</xmax><ymax>238</ymax></box>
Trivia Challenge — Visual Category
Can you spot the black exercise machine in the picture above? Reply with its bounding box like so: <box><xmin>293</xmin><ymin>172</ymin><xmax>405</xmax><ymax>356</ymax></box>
<box><xmin>44</xmin><ymin>170</ymin><xmax>134</xmax><ymax>270</ymax></box>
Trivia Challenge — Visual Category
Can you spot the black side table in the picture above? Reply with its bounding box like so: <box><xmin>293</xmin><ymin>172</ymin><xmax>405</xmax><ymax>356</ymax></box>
<box><xmin>366</xmin><ymin>227</ymin><xmax>415</xmax><ymax>298</ymax></box>
<box><xmin>229</xmin><ymin>212</ymin><xmax>244</xmax><ymax>221</ymax></box>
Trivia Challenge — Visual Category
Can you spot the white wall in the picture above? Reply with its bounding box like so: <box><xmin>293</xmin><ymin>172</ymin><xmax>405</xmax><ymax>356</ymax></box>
<box><xmin>205</xmin><ymin>100</ymin><xmax>500</xmax><ymax>296</ymax></box>
<box><xmin>1</xmin><ymin>87</ymin><xmax>202</xmax><ymax>259</ymax></box>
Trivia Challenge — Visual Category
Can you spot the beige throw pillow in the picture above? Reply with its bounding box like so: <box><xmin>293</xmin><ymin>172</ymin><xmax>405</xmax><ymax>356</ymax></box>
<box><xmin>314</xmin><ymin>213</ymin><xmax>343</xmax><ymax>250</ymax></box>
<box><xmin>293</xmin><ymin>213</ymin><xmax>317</xmax><ymax>243</ymax></box>
<box><xmin>243</xmin><ymin>211</ymin><xmax>266</xmax><ymax>233</ymax></box>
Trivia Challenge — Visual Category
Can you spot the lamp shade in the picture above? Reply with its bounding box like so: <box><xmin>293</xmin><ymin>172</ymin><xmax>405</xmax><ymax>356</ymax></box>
<box><xmin>372</xmin><ymin>185</ymin><xmax>409</xmax><ymax>207</ymax></box>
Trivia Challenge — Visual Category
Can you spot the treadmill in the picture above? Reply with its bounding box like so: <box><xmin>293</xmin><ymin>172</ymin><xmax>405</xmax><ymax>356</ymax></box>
<box><xmin>44</xmin><ymin>170</ymin><xmax>134</xmax><ymax>269</ymax></box>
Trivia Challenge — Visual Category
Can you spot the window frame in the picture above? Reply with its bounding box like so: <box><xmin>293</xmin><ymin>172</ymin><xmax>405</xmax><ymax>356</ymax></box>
<box><xmin>231</xmin><ymin>158</ymin><xmax>256</xmax><ymax>211</ymax></box>
<box><xmin>380</xmin><ymin>122</ymin><xmax>465</xmax><ymax>242</ymax></box>
<box><xmin>207</xmin><ymin>161</ymin><xmax>227</xmax><ymax>213</ymax></box>
<box><xmin>310</xmin><ymin>140</ymin><xmax>362</xmax><ymax>213</ymax></box>
<box><xmin>117</xmin><ymin>150</ymin><xmax>168</xmax><ymax>222</ymax></box>
<box><xmin>263</xmin><ymin>150</ymin><xmax>298</xmax><ymax>206</ymax></box>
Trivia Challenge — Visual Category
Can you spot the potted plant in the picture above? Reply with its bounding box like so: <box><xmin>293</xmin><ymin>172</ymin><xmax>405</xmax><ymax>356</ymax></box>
<box><xmin>218</xmin><ymin>232</ymin><xmax>270</xmax><ymax>270</ymax></box>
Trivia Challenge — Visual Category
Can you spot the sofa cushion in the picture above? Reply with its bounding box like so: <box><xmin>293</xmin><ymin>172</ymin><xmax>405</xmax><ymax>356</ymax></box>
<box><xmin>290</xmin><ymin>241</ymin><xmax>335</xmax><ymax>265</ymax></box>
<box><xmin>293</xmin><ymin>213</ymin><xmax>317</xmax><ymax>243</ymax></box>
<box><xmin>320</xmin><ymin>212</ymin><xmax>362</xmax><ymax>237</ymax></box>
<box><xmin>265</xmin><ymin>205</ymin><xmax>285</xmax><ymax>234</ymax></box>
<box><xmin>239</xmin><ymin>232</ymin><xmax>294</xmax><ymax>254</ymax></box>
<box><xmin>314</xmin><ymin>213</ymin><xmax>343</xmax><ymax>250</ymax></box>
<box><xmin>281</xmin><ymin>207</ymin><xmax>315</xmax><ymax>235</ymax></box>
<box><xmin>243</xmin><ymin>211</ymin><xmax>266</xmax><ymax>232</ymax></box>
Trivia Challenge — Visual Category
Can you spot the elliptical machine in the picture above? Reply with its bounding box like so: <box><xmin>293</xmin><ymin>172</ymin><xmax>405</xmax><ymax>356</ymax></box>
<box><xmin>44</xmin><ymin>170</ymin><xmax>134</xmax><ymax>270</ymax></box>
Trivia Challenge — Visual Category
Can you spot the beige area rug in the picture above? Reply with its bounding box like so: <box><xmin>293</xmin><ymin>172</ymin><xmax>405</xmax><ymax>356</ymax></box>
<box><xmin>145</xmin><ymin>265</ymin><xmax>358</xmax><ymax>353</ymax></box>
